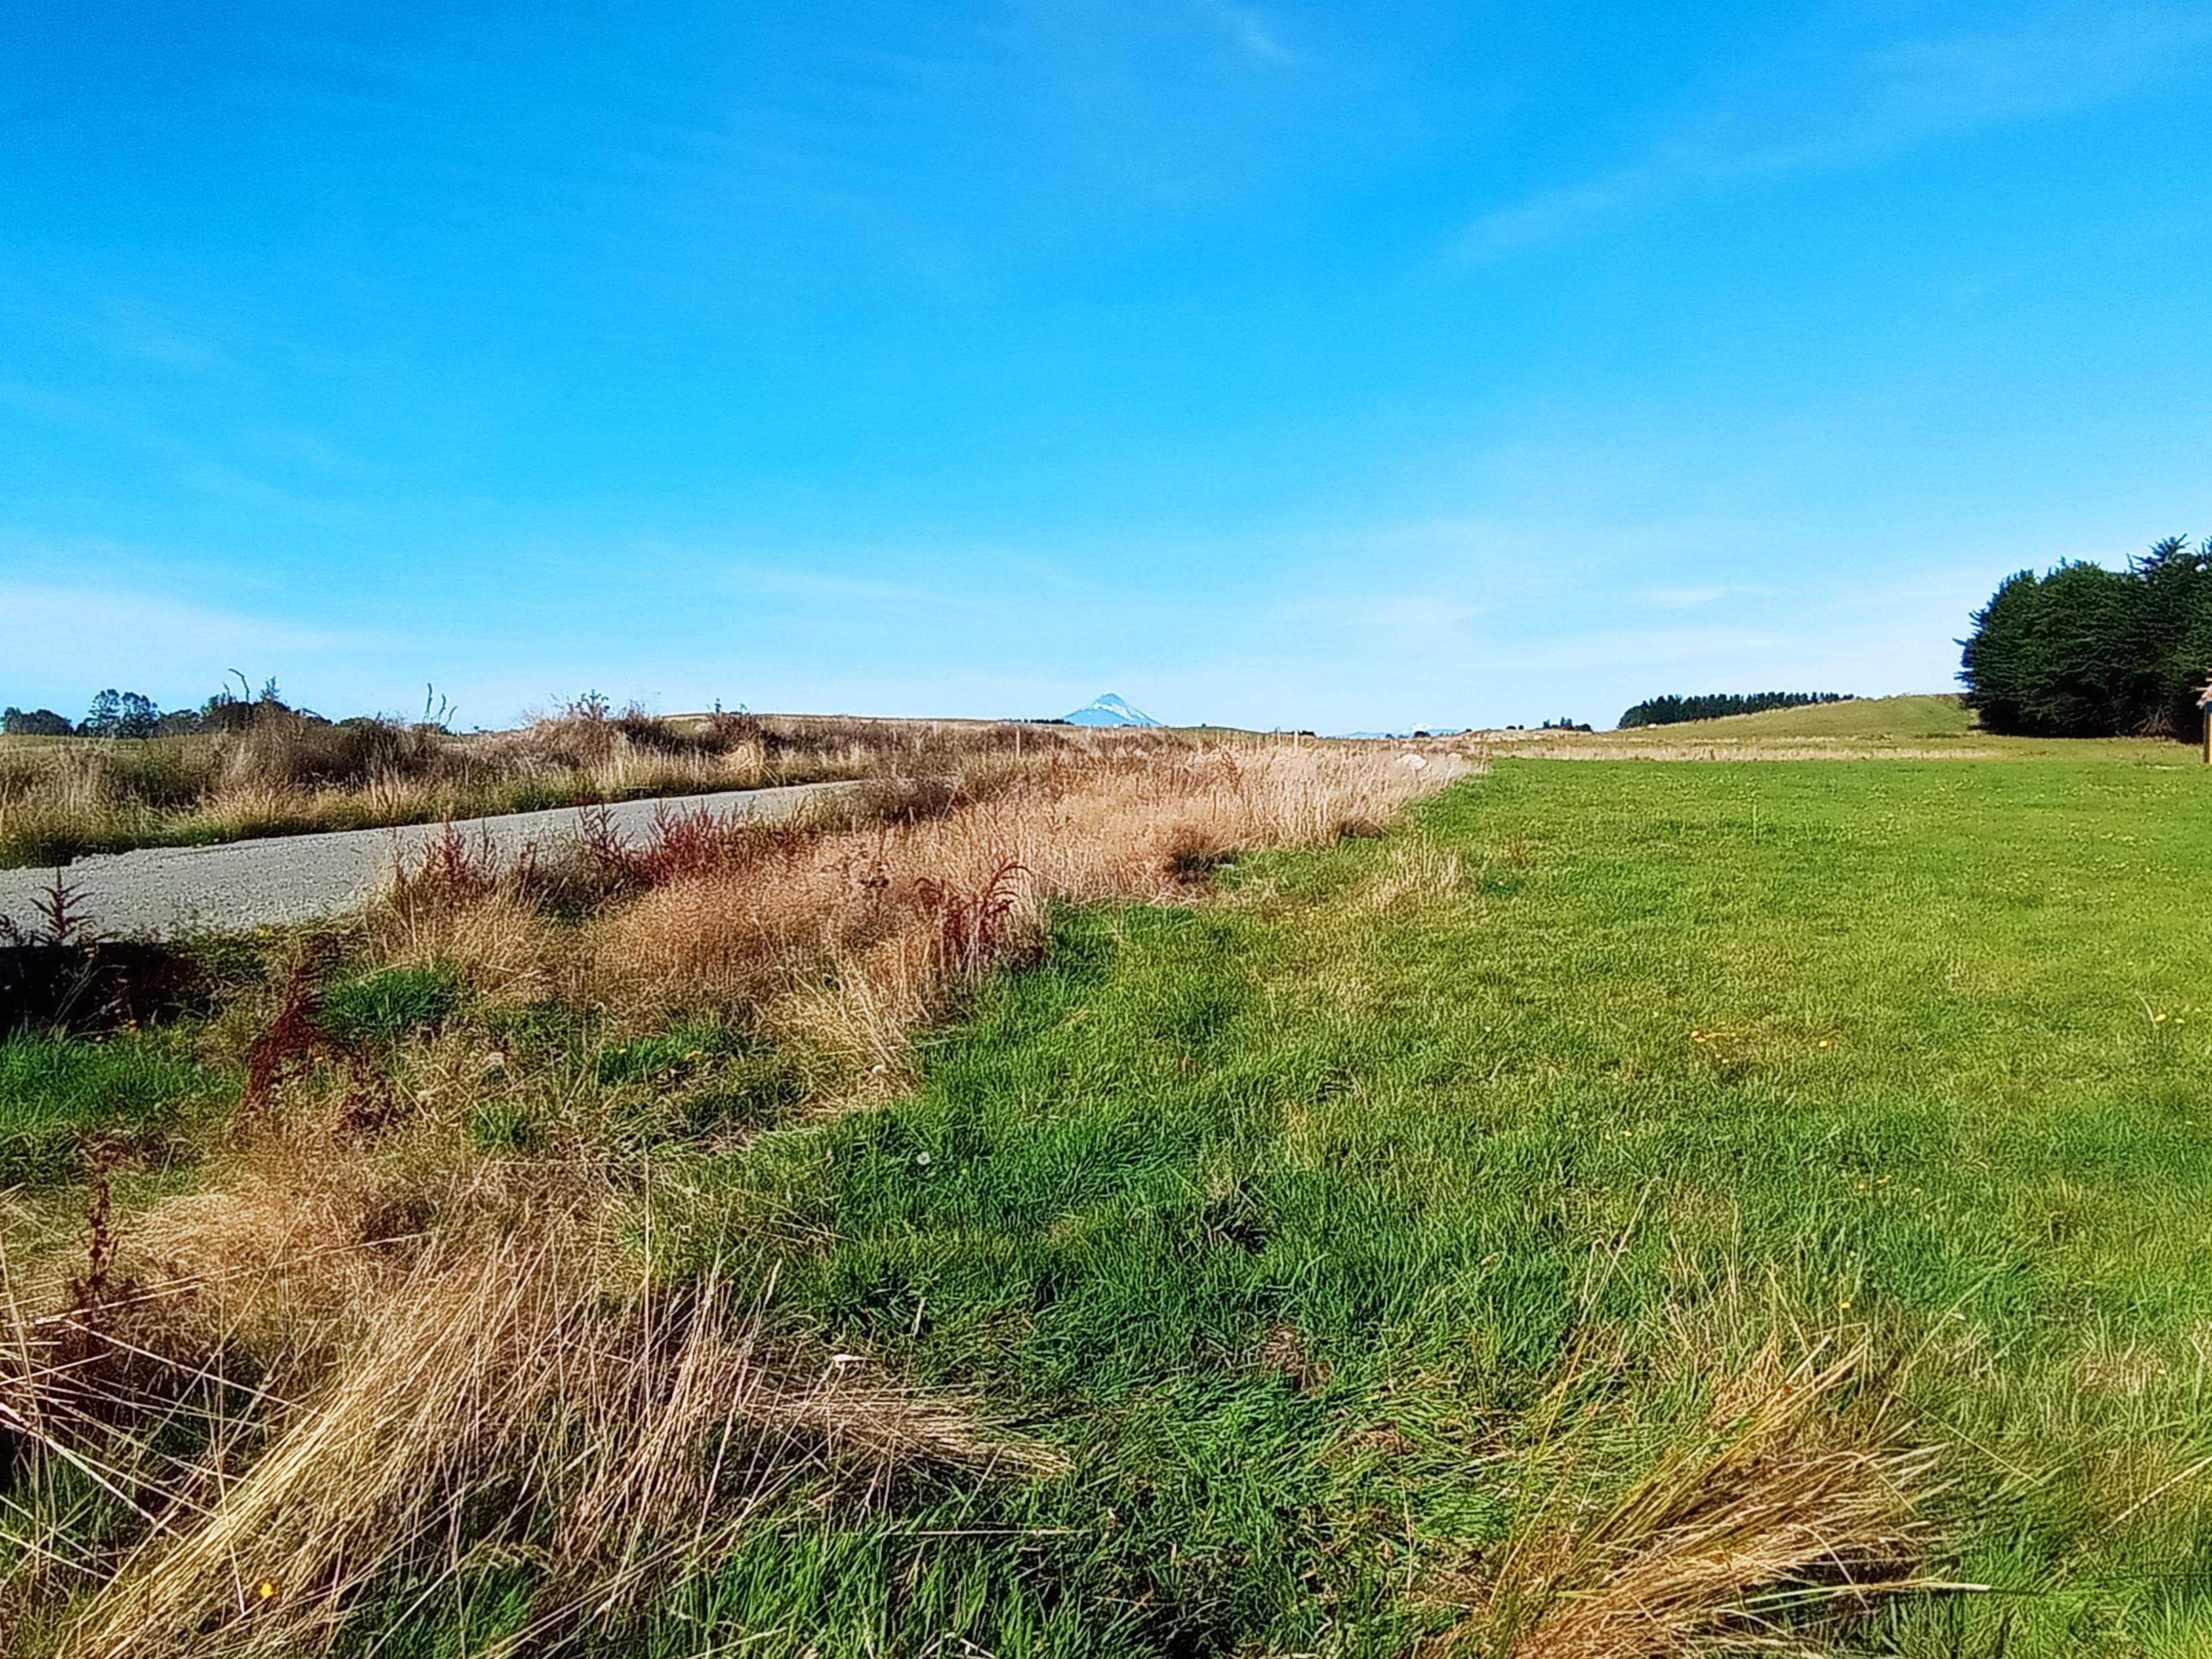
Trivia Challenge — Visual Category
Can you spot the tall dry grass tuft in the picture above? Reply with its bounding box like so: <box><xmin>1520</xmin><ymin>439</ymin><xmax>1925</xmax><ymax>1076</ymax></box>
<box><xmin>1366</xmin><ymin>837</ymin><xmax>1471</xmax><ymax>911</ymax></box>
<box><xmin>1443</xmin><ymin>1341</ymin><xmax>1942</xmax><ymax>1659</ymax></box>
<box><xmin>7</xmin><ymin>1156</ymin><xmax>1063</xmax><ymax>1659</ymax></box>
<box><xmin>369</xmin><ymin>823</ymin><xmax>563</xmax><ymax>1003</ymax></box>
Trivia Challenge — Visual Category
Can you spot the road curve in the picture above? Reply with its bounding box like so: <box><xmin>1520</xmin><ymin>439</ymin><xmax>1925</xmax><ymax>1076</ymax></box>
<box><xmin>0</xmin><ymin>781</ymin><xmax>857</xmax><ymax>942</ymax></box>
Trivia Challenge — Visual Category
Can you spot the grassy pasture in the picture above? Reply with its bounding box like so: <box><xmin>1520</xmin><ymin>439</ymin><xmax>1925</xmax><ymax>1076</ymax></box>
<box><xmin>3</xmin><ymin>732</ymin><xmax>2209</xmax><ymax>1654</ymax></box>
<box><xmin>672</xmin><ymin>756</ymin><xmax>2212</xmax><ymax>1654</ymax></box>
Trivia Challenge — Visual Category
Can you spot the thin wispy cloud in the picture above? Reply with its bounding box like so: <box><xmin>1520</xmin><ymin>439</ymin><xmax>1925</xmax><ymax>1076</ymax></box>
<box><xmin>1636</xmin><ymin>583</ymin><xmax>1767</xmax><ymax>611</ymax></box>
<box><xmin>110</xmin><ymin>322</ymin><xmax>224</xmax><ymax>373</ymax></box>
<box><xmin>689</xmin><ymin>556</ymin><xmax>1021</xmax><ymax>615</ymax></box>
<box><xmin>0</xmin><ymin>379</ymin><xmax>352</xmax><ymax>519</ymax></box>
<box><xmin>1460</xmin><ymin>2</ymin><xmax>2212</xmax><ymax>258</ymax></box>
<box><xmin>1273</xmin><ymin>589</ymin><xmax>1492</xmax><ymax>652</ymax></box>
<box><xmin>1203</xmin><ymin>3</ymin><xmax>1300</xmax><ymax>67</ymax></box>
<box><xmin>237</xmin><ymin>424</ymin><xmax>372</xmax><ymax>478</ymax></box>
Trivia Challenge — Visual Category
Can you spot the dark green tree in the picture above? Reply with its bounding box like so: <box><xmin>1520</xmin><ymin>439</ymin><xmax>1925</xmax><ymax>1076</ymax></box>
<box><xmin>81</xmin><ymin>689</ymin><xmax>161</xmax><ymax>739</ymax></box>
<box><xmin>2016</xmin><ymin>562</ymin><xmax>2139</xmax><ymax>737</ymax></box>
<box><xmin>1958</xmin><ymin>570</ymin><xmax>2036</xmax><ymax>735</ymax></box>
<box><xmin>1</xmin><ymin>706</ymin><xmax>73</xmax><ymax>736</ymax></box>
<box><xmin>2129</xmin><ymin>537</ymin><xmax>2212</xmax><ymax>736</ymax></box>
<box><xmin>1961</xmin><ymin>539</ymin><xmax>2212</xmax><ymax>738</ymax></box>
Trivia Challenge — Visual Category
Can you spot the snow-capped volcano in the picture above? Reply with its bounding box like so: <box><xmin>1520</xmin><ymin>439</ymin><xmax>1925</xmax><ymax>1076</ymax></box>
<box><xmin>1062</xmin><ymin>693</ymin><xmax>1161</xmax><ymax>728</ymax></box>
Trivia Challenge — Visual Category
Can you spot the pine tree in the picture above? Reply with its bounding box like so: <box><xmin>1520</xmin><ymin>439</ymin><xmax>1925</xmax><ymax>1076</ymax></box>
<box><xmin>1960</xmin><ymin>539</ymin><xmax>2212</xmax><ymax>738</ymax></box>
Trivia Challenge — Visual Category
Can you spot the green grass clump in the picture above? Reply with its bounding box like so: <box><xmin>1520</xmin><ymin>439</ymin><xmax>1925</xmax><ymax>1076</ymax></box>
<box><xmin>322</xmin><ymin>966</ymin><xmax>463</xmax><ymax>1046</ymax></box>
<box><xmin>0</xmin><ymin>1031</ymin><xmax>225</xmax><ymax>1185</ymax></box>
<box><xmin>598</xmin><ymin>1019</ymin><xmax>808</xmax><ymax>1145</ymax></box>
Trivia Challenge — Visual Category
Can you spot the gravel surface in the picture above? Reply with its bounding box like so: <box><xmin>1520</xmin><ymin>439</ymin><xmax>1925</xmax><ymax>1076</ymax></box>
<box><xmin>0</xmin><ymin>781</ymin><xmax>855</xmax><ymax>941</ymax></box>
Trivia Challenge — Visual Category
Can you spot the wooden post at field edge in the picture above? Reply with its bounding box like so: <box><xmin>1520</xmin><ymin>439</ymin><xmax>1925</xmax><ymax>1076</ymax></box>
<box><xmin>2200</xmin><ymin>683</ymin><xmax>2212</xmax><ymax>764</ymax></box>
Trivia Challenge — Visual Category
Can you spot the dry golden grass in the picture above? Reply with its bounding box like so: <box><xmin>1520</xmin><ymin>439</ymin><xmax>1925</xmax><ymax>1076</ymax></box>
<box><xmin>7</xmin><ymin>1149</ymin><xmax>1063</xmax><ymax>1659</ymax></box>
<box><xmin>1442</xmin><ymin>1341</ymin><xmax>1940</xmax><ymax>1659</ymax></box>
<box><xmin>0</xmin><ymin>705</ymin><xmax>1200</xmax><ymax>867</ymax></box>
<box><xmin>369</xmin><ymin>880</ymin><xmax>564</xmax><ymax>1008</ymax></box>
<box><xmin>585</xmin><ymin>744</ymin><xmax>1477</xmax><ymax>1084</ymax></box>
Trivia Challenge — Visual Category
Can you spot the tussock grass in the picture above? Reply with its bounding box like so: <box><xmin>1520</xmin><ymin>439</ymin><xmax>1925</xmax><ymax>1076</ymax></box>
<box><xmin>12</xmin><ymin>1180</ymin><xmax>1059</xmax><ymax>1659</ymax></box>
<box><xmin>1452</xmin><ymin>1339</ymin><xmax>1940</xmax><ymax>1658</ymax></box>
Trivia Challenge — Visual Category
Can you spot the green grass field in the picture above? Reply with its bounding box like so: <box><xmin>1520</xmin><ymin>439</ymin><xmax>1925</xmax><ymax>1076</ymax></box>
<box><xmin>5</xmin><ymin>741</ymin><xmax>2210</xmax><ymax>1655</ymax></box>
<box><xmin>0</xmin><ymin>1031</ymin><xmax>224</xmax><ymax>1187</ymax></box>
<box><xmin>661</xmin><ymin>756</ymin><xmax>2212</xmax><ymax>1656</ymax></box>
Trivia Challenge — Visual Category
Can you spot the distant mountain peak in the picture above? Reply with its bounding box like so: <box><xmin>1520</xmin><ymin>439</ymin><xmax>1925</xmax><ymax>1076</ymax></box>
<box><xmin>1063</xmin><ymin>693</ymin><xmax>1160</xmax><ymax>727</ymax></box>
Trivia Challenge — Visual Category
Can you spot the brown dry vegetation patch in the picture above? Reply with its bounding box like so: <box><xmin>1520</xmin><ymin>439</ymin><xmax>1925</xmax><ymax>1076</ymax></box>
<box><xmin>6</xmin><ymin>1134</ymin><xmax>1070</xmax><ymax>1659</ymax></box>
<box><xmin>0</xmin><ymin>702</ymin><xmax>1210</xmax><ymax>867</ymax></box>
<box><xmin>588</xmin><ymin>744</ymin><xmax>1470</xmax><ymax>1085</ymax></box>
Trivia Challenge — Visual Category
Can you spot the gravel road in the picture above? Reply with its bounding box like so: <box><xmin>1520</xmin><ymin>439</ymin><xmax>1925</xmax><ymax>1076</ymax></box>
<box><xmin>0</xmin><ymin>781</ymin><xmax>855</xmax><ymax>942</ymax></box>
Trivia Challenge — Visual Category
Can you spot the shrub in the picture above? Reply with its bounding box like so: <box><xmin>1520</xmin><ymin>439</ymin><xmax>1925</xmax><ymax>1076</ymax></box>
<box><xmin>212</xmin><ymin>710</ymin><xmax>441</xmax><ymax>792</ymax></box>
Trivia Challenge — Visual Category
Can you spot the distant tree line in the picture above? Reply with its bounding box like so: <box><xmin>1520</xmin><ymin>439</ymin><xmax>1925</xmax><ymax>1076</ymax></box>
<box><xmin>3</xmin><ymin>678</ymin><xmax>323</xmax><ymax>739</ymax></box>
<box><xmin>1616</xmin><ymin>692</ymin><xmax>1852</xmax><ymax>729</ymax></box>
<box><xmin>1960</xmin><ymin>537</ymin><xmax>2212</xmax><ymax>738</ymax></box>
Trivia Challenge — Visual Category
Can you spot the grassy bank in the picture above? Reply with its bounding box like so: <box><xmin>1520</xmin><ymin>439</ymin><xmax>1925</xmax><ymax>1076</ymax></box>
<box><xmin>4</xmin><ymin>747</ymin><xmax>2207</xmax><ymax>1654</ymax></box>
<box><xmin>0</xmin><ymin>741</ymin><xmax>1462</xmax><ymax>1657</ymax></box>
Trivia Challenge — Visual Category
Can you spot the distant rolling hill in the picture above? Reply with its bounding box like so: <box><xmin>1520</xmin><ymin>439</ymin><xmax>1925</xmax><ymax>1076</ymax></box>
<box><xmin>1620</xmin><ymin>693</ymin><xmax>1971</xmax><ymax>739</ymax></box>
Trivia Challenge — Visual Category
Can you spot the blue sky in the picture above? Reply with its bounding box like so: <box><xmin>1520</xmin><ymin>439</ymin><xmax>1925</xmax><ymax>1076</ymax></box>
<box><xmin>5</xmin><ymin>1</ymin><xmax>2211</xmax><ymax>731</ymax></box>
